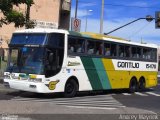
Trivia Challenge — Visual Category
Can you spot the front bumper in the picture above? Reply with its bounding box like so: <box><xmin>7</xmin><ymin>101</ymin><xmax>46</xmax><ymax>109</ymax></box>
<box><xmin>3</xmin><ymin>79</ymin><xmax>57</xmax><ymax>93</ymax></box>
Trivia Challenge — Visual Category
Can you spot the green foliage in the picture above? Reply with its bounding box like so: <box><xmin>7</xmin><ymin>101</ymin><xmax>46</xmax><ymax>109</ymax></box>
<box><xmin>0</xmin><ymin>0</ymin><xmax>34</xmax><ymax>28</ymax></box>
<box><xmin>5</xmin><ymin>10</ymin><xmax>25</xmax><ymax>27</ymax></box>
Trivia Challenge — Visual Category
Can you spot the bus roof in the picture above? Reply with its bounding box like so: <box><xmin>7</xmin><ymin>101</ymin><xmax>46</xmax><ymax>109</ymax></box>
<box><xmin>69</xmin><ymin>31</ymin><xmax>157</xmax><ymax>49</ymax></box>
<box><xmin>14</xmin><ymin>28</ymin><xmax>68</xmax><ymax>34</ymax></box>
<box><xmin>14</xmin><ymin>28</ymin><xmax>158</xmax><ymax>49</ymax></box>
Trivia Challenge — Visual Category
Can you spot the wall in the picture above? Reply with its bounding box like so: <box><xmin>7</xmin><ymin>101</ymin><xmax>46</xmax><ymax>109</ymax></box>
<box><xmin>0</xmin><ymin>0</ymin><xmax>71</xmax><ymax>49</ymax></box>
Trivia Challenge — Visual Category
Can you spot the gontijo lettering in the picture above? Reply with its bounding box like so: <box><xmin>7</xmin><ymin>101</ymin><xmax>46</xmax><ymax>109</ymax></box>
<box><xmin>117</xmin><ymin>61</ymin><xmax>139</xmax><ymax>68</ymax></box>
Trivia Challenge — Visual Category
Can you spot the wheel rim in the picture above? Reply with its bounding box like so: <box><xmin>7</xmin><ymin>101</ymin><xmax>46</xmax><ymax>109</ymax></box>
<box><xmin>130</xmin><ymin>80</ymin><xmax>137</xmax><ymax>92</ymax></box>
<box><xmin>139</xmin><ymin>80</ymin><xmax>145</xmax><ymax>89</ymax></box>
<box><xmin>131</xmin><ymin>82</ymin><xmax>136</xmax><ymax>90</ymax></box>
<box><xmin>66</xmin><ymin>83</ymin><xmax>74</xmax><ymax>94</ymax></box>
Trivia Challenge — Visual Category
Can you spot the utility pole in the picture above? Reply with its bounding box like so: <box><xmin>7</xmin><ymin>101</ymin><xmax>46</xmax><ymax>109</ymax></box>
<box><xmin>100</xmin><ymin>0</ymin><xmax>104</xmax><ymax>34</ymax></box>
<box><xmin>85</xmin><ymin>10</ymin><xmax>93</xmax><ymax>32</ymax></box>
<box><xmin>85</xmin><ymin>10</ymin><xmax>88</xmax><ymax>32</ymax></box>
<box><xmin>75</xmin><ymin>0</ymin><xmax>78</xmax><ymax>19</ymax></box>
<box><xmin>25</xmin><ymin>2</ymin><xmax>31</xmax><ymax>29</ymax></box>
<box><xmin>25</xmin><ymin>0</ymin><xmax>34</xmax><ymax>29</ymax></box>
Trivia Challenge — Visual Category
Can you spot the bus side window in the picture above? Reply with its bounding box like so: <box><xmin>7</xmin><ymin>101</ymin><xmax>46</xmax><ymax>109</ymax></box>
<box><xmin>68</xmin><ymin>44</ymin><xmax>75</xmax><ymax>53</ymax></box>
<box><xmin>111</xmin><ymin>44</ymin><xmax>117</xmax><ymax>57</ymax></box>
<box><xmin>75</xmin><ymin>39</ymin><xmax>85</xmax><ymax>53</ymax></box>
<box><xmin>68</xmin><ymin>37</ymin><xmax>85</xmax><ymax>54</ymax></box>
<box><xmin>119</xmin><ymin>45</ymin><xmax>125</xmax><ymax>57</ymax></box>
<box><xmin>95</xmin><ymin>42</ymin><xmax>103</xmax><ymax>55</ymax></box>
<box><xmin>151</xmin><ymin>49</ymin><xmax>157</xmax><ymax>61</ymax></box>
<box><xmin>131</xmin><ymin>46</ymin><xmax>142</xmax><ymax>59</ymax></box>
<box><xmin>125</xmin><ymin>46</ymin><xmax>130</xmax><ymax>58</ymax></box>
<box><xmin>147</xmin><ymin>49</ymin><xmax>152</xmax><ymax>60</ymax></box>
<box><xmin>68</xmin><ymin>37</ymin><xmax>76</xmax><ymax>53</ymax></box>
<box><xmin>142</xmin><ymin>48</ymin><xmax>146</xmax><ymax>59</ymax></box>
<box><xmin>143</xmin><ymin>48</ymin><xmax>151</xmax><ymax>60</ymax></box>
<box><xmin>104</xmin><ymin>43</ymin><xmax>110</xmax><ymax>56</ymax></box>
<box><xmin>87</xmin><ymin>41</ymin><xmax>95</xmax><ymax>54</ymax></box>
<box><xmin>137</xmin><ymin>47</ymin><xmax>142</xmax><ymax>58</ymax></box>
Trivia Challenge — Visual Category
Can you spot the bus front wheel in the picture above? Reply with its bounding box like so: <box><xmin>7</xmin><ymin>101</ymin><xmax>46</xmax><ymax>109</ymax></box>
<box><xmin>129</xmin><ymin>78</ymin><xmax>137</xmax><ymax>93</ymax></box>
<box><xmin>64</xmin><ymin>79</ymin><xmax>78</xmax><ymax>98</ymax></box>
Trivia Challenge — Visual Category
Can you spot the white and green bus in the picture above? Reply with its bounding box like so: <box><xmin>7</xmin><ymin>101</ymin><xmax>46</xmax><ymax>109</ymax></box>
<box><xmin>4</xmin><ymin>28</ymin><xmax>158</xmax><ymax>97</ymax></box>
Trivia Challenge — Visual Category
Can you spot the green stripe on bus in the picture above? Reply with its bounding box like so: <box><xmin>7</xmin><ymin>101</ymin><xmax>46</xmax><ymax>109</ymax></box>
<box><xmin>80</xmin><ymin>57</ymin><xmax>103</xmax><ymax>90</ymax></box>
<box><xmin>92</xmin><ymin>58</ymin><xmax>111</xmax><ymax>89</ymax></box>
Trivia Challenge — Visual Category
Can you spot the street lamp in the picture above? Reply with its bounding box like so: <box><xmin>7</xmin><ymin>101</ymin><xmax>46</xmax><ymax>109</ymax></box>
<box><xmin>85</xmin><ymin>9</ymin><xmax>93</xmax><ymax>32</ymax></box>
<box><xmin>104</xmin><ymin>15</ymin><xmax>154</xmax><ymax>35</ymax></box>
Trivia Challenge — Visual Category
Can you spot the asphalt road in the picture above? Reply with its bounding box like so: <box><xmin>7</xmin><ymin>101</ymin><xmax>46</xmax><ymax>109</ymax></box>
<box><xmin>0</xmin><ymin>78</ymin><xmax>159</xmax><ymax>120</ymax></box>
<box><xmin>113</xmin><ymin>81</ymin><xmax>160</xmax><ymax>114</ymax></box>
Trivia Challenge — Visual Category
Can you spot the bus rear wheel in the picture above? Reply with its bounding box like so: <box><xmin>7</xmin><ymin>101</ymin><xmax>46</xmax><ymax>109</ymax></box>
<box><xmin>64</xmin><ymin>79</ymin><xmax>78</xmax><ymax>98</ymax></box>
<box><xmin>129</xmin><ymin>78</ymin><xmax>137</xmax><ymax>93</ymax></box>
<box><xmin>138</xmin><ymin>78</ymin><xmax>146</xmax><ymax>91</ymax></box>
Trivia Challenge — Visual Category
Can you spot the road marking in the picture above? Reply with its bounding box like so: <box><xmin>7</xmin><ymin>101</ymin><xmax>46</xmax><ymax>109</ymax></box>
<box><xmin>66</xmin><ymin>106</ymin><xmax>117</xmax><ymax>110</ymax></box>
<box><xmin>12</xmin><ymin>94</ymin><xmax>125</xmax><ymax>109</ymax></box>
<box><xmin>54</xmin><ymin>99</ymin><xmax>119</xmax><ymax>103</ymax></box>
<box><xmin>13</xmin><ymin>94</ymin><xmax>113</xmax><ymax>101</ymax></box>
<box><xmin>146</xmin><ymin>92</ymin><xmax>160</xmax><ymax>96</ymax></box>
<box><xmin>57</xmin><ymin>103</ymin><xmax>124</xmax><ymax>107</ymax></box>
<box><xmin>122</xmin><ymin>93</ymin><xmax>131</xmax><ymax>96</ymax></box>
<box><xmin>135</xmin><ymin>92</ymin><xmax>148</xmax><ymax>96</ymax></box>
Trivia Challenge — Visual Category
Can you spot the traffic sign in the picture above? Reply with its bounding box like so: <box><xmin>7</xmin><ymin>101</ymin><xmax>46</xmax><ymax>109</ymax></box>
<box><xmin>71</xmin><ymin>18</ymin><xmax>81</xmax><ymax>32</ymax></box>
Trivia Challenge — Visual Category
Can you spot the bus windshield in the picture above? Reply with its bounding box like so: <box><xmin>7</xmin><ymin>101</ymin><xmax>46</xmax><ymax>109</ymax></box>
<box><xmin>7</xmin><ymin>47</ymin><xmax>45</xmax><ymax>74</ymax></box>
<box><xmin>10</xmin><ymin>33</ymin><xmax>47</xmax><ymax>45</ymax></box>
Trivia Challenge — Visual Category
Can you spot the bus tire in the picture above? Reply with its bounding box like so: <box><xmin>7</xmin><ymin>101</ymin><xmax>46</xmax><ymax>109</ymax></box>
<box><xmin>129</xmin><ymin>78</ymin><xmax>137</xmax><ymax>93</ymax></box>
<box><xmin>64</xmin><ymin>79</ymin><xmax>78</xmax><ymax>98</ymax></box>
<box><xmin>138</xmin><ymin>77</ymin><xmax>146</xmax><ymax>91</ymax></box>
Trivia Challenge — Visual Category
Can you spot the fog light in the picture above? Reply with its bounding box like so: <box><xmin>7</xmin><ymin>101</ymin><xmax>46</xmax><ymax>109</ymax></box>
<box><xmin>4</xmin><ymin>75</ymin><xmax>10</xmax><ymax>79</ymax></box>
<box><xmin>29</xmin><ymin>85</ymin><xmax>37</xmax><ymax>88</ymax></box>
<box><xmin>29</xmin><ymin>78</ymin><xmax>42</xmax><ymax>82</ymax></box>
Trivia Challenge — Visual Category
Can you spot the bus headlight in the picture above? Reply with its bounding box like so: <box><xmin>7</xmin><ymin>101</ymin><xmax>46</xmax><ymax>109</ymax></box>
<box><xmin>29</xmin><ymin>78</ymin><xmax>42</xmax><ymax>82</ymax></box>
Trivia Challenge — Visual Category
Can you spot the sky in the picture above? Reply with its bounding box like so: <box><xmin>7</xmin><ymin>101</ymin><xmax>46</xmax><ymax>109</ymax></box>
<box><xmin>71</xmin><ymin>0</ymin><xmax>160</xmax><ymax>45</ymax></box>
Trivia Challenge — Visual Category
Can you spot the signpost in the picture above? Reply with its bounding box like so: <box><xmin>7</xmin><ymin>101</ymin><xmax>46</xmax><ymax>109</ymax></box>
<box><xmin>33</xmin><ymin>20</ymin><xmax>58</xmax><ymax>29</ymax></box>
<box><xmin>71</xmin><ymin>18</ymin><xmax>81</xmax><ymax>32</ymax></box>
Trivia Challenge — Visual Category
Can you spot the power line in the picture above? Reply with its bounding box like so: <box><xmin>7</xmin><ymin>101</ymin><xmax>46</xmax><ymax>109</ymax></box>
<box><xmin>126</xmin><ymin>21</ymin><xmax>152</xmax><ymax>40</ymax></box>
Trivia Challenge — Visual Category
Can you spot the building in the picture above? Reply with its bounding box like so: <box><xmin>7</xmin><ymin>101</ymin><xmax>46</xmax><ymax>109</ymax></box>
<box><xmin>0</xmin><ymin>0</ymin><xmax>71</xmax><ymax>50</ymax></box>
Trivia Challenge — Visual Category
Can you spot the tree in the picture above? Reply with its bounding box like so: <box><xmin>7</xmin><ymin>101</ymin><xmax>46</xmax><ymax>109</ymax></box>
<box><xmin>0</xmin><ymin>0</ymin><xmax>34</xmax><ymax>28</ymax></box>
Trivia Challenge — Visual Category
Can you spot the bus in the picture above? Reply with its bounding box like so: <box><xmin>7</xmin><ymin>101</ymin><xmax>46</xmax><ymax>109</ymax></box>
<box><xmin>3</xmin><ymin>28</ymin><xmax>158</xmax><ymax>97</ymax></box>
